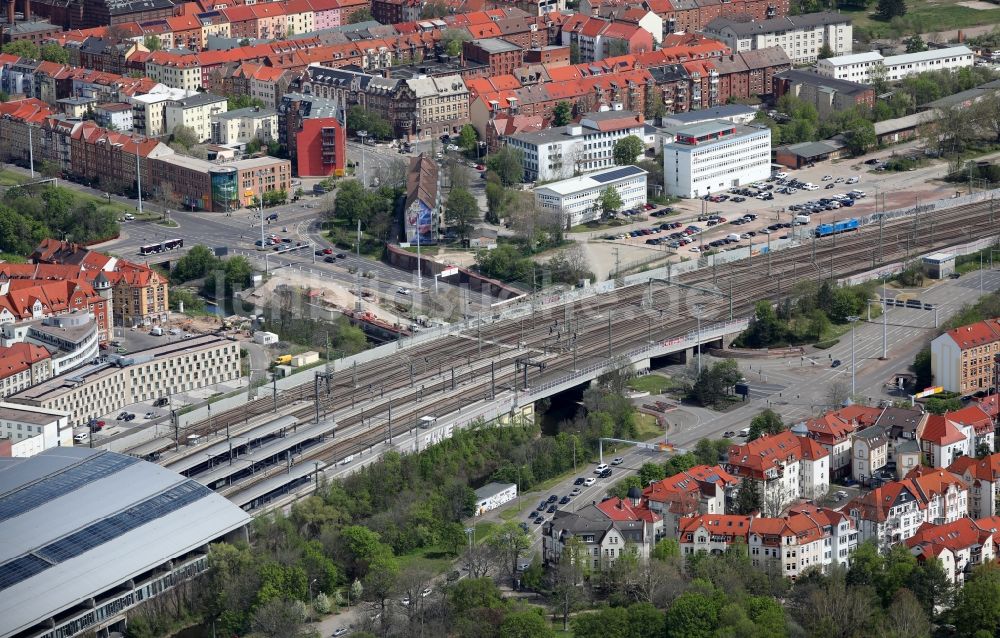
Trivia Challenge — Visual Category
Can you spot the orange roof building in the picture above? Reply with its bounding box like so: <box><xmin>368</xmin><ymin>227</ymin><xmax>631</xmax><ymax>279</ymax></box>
<box><xmin>931</xmin><ymin>318</ymin><xmax>1000</xmax><ymax>394</ymax></box>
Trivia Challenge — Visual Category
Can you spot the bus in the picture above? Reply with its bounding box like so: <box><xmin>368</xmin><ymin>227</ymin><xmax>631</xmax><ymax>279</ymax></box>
<box><xmin>139</xmin><ymin>239</ymin><xmax>184</xmax><ymax>255</ymax></box>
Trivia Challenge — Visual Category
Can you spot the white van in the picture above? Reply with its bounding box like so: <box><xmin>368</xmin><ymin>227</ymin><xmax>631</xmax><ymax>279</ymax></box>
<box><xmin>726</xmin><ymin>233</ymin><xmax>741</xmax><ymax>242</ymax></box>
<box><xmin>794</xmin><ymin>214</ymin><xmax>811</xmax><ymax>225</ymax></box>
<box><xmin>73</xmin><ymin>430</ymin><xmax>89</xmax><ymax>444</ymax></box>
<box><xmin>803</xmin><ymin>183</ymin><xmax>819</xmax><ymax>191</ymax></box>
<box><xmin>737</xmin><ymin>427</ymin><xmax>750</xmax><ymax>438</ymax></box>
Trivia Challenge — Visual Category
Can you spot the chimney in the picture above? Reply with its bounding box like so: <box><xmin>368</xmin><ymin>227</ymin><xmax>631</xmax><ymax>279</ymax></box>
<box><xmin>22</xmin><ymin>0</ymin><xmax>28</xmax><ymax>21</ymax></box>
<box><xmin>7</xmin><ymin>0</ymin><xmax>12</xmax><ymax>25</ymax></box>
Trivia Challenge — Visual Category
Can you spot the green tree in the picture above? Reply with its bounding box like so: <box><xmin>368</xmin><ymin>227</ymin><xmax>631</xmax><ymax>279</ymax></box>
<box><xmin>348</xmin><ymin>7</ymin><xmax>373</xmax><ymax>22</ymax></box>
<box><xmin>608</xmin><ymin>475</ymin><xmax>644</xmax><ymax>499</ymax></box>
<box><xmin>817</xmin><ymin>43</ymin><xmax>834</xmax><ymax>59</ymax></box>
<box><xmin>952</xmin><ymin>564</ymin><xmax>1000</xmax><ymax>636</ymax></box>
<box><xmin>39</xmin><ymin>43</ymin><xmax>68</xmax><ymax>63</ymax></box>
<box><xmin>908</xmin><ymin>557</ymin><xmax>953</xmax><ymax>618</ymax></box>
<box><xmin>665</xmin><ymin>588</ymin><xmax>723</xmax><ymax>638</ymax></box>
<box><xmin>449</xmin><ymin>577</ymin><xmax>504</xmax><ymax>614</ymax></box>
<box><xmin>845</xmin><ymin>118</ymin><xmax>877</xmax><ymax>156</ymax></box>
<box><xmin>646</xmin><ymin>89</ymin><xmax>667</xmax><ymax>119</ymax></box>
<box><xmin>612</xmin><ymin>135</ymin><xmax>644</xmax><ymax>166</ymax></box>
<box><xmin>911</xmin><ymin>348</ymin><xmax>932</xmax><ymax>390</ymax></box>
<box><xmin>441</xmin><ymin>28</ymin><xmax>470</xmax><ymax>57</ymax></box>
<box><xmin>171</xmin><ymin>124</ymin><xmax>199</xmax><ymax>149</ymax></box>
<box><xmin>500</xmin><ymin>609</ymin><xmax>554</xmax><ymax>638</ymax></box>
<box><xmin>486</xmin><ymin>146</ymin><xmax>524</xmax><ymax>186</ymax></box>
<box><xmin>553</xmin><ymin>101</ymin><xmax>573</xmax><ymax>126</ymax></box>
<box><xmin>925</xmin><ymin>396</ymin><xmax>963</xmax><ymax>414</ymax></box>
<box><xmin>144</xmin><ymin>35</ymin><xmax>163</xmax><ymax>51</ymax></box>
<box><xmin>904</xmin><ymin>34</ymin><xmax>926</xmax><ymax>53</ymax></box>
<box><xmin>875</xmin><ymin>0</ymin><xmax>906</xmax><ymax>19</ymax></box>
<box><xmin>2</xmin><ymin>40</ymin><xmax>39</xmax><ymax>59</ymax></box>
<box><xmin>458</xmin><ymin>124</ymin><xmax>478</xmax><ymax>151</ymax></box>
<box><xmin>733</xmin><ymin>477</ymin><xmax>761</xmax><ymax>515</ymax></box>
<box><xmin>744</xmin><ymin>300</ymin><xmax>784</xmax><ymax>347</ymax></box>
<box><xmin>485</xmin><ymin>175</ymin><xmax>511</xmax><ymax>224</ymax></box>
<box><xmin>170</xmin><ymin>244</ymin><xmax>219</xmax><ymax>283</ymax></box>
<box><xmin>598</xmin><ymin>186</ymin><xmax>623</xmax><ymax>219</ymax></box>
<box><xmin>639</xmin><ymin>462</ymin><xmax>665</xmax><ymax>485</ymax></box>
<box><xmin>488</xmin><ymin>521</ymin><xmax>532</xmax><ymax>583</ymax></box>
<box><xmin>445</xmin><ymin>187</ymin><xmax>479</xmax><ymax>240</ymax></box>
<box><xmin>227</xmin><ymin>94</ymin><xmax>266</xmax><ymax>111</ymax></box>
<box><xmin>847</xmin><ymin>541</ymin><xmax>882</xmax><ymax>588</ymax></box>
<box><xmin>651</xmin><ymin>538</ymin><xmax>680</xmax><ymax>561</ymax></box>
<box><xmin>420</xmin><ymin>0</ymin><xmax>449</xmax><ymax>17</ymax></box>
<box><xmin>250</xmin><ymin>598</ymin><xmax>310</xmax><ymax>638</ymax></box>
<box><xmin>747</xmin><ymin>408</ymin><xmax>785</xmax><ymax>441</ymax></box>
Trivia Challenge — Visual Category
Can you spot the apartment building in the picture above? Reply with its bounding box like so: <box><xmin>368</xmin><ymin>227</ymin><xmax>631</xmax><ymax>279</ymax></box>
<box><xmin>642</xmin><ymin>464</ymin><xmax>738</xmax><ymax>536</ymax></box>
<box><xmin>678</xmin><ymin>508</ymin><xmax>857</xmax><ymax>577</ymax></box>
<box><xmin>816</xmin><ymin>46</ymin><xmax>974</xmax><ymax>84</ymax></box>
<box><xmin>544</xmin><ymin>490</ymin><xmax>662</xmax><ymax>568</ymax></box>
<box><xmin>0</xmin><ymin>276</ymin><xmax>112</xmax><ymax>345</ymax></box>
<box><xmin>703</xmin><ymin>12</ymin><xmax>851</xmax><ymax>63</ymax></box>
<box><xmin>950</xmin><ymin>453</ymin><xmax>1000</xmax><ymax>519</ymax></box>
<box><xmin>662</xmin><ymin>120</ymin><xmax>771</xmax><ymax>198</ymax></box>
<box><xmin>802</xmin><ymin>404</ymin><xmax>882</xmax><ymax>479</ymax></box>
<box><xmin>9</xmin><ymin>335</ymin><xmax>242</xmax><ymax>426</ymax></box>
<box><xmin>28</xmin><ymin>239</ymin><xmax>168</xmax><ymax>329</ymax></box>
<box><xmin>164</xmin><ymin>92</ymin><xmax>228</xmax><ymax>142</ymax></box>
<box><xmin>534</xmin><ymin>164</ymin><xmax>647</xmax><ymax>226</ymax></box>
<box><xmin>560</xmin><ymin>15</ymin><xmax>654</xmax><ymax>62</ymax></box>
<box><xmin>406</xmin><ymin>74</ymin><xmax>470</xmax><ymax>140</ymax></box>
<box><xmin>773</xmin><ymin>69</ymin><xmax>875</xmax><ymax>118</ymax></box>
<box><xmin>145</xmin><ymin>52</ymin><xmax>203</xmax><ymax>92</ymax></box>
<box><xmin>906</xmin><ymin>518</ymin><xmax>999</xmax><ymax>585</ymax></box>
<box><xmin>506</xmin><ymin>110</ymin><xmax>646</xmax><ymax>182</ymax></box>
<box><xmin>723</xmin><ymin>430</ymin><xmax>830</xmax><ymax>516</ymax></box>
<box><xmin>462</xmin><ymin>39</ymin><xmax>524</xmax><ymax>77</ymax></box>
<box><xmin>131</xmin><ymin>87</ymin><xmax>199</xmax><ymax>138</ymax></box>
<box><xmin>211</xmin><ymin>106</ymin><xmax>278</xmax><ymax>145</ymax></box>
<box><xmin>0</xmin><ymin>343</ymin><xmax>52</xmax><ymax>399</ymax></box>
<box><xmin>846</xmin><ymin>469</ymin><xmax>969</xmax><ymax>549</ymax></box>
<box><xmin>919</xmin><ymin>405</ymin><xmax>995</xmax><ymax>468</ymax></box>
<box><xmin>94</xmin><ymin>103</ymin><xmax>135</xmax><ymax>132</ymax></box>
<box><xmin>403</xmin><ymin>154</ymin><xmax>442</xmax><ymax>245</ymax></box>
<box><xmin>930</xmin><ymin>318</ymin><xmax>1000</xmax><ymax>395</ymax></box>
<box><xmin>852</xmin><ymin>424</ymin><xmax>890</xmax><ymax>482</ymax></box>
<box><xmin>0</xmin><ymin>402</ymin><xmax>70</xmax><ymax>457</ymax></box>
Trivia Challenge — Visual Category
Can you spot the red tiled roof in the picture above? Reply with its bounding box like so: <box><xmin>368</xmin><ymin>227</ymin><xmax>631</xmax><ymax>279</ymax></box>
<box><xmin>906</xmin><ymin>518</ymin><xmax>993</xmax><ymax>556</ymax></box>
<box><xmin>596</xmin><ymin>496</ymin><xmax>660</xmax><ymax>523</ymax></box>
<box><xmin>726</xmin><ymin>431</ymin><xmax>828</xmax><ymax>479</ymax></box>
<box><xmin>921</xmin><ymin>415</ymin><xmax>968</xmax><ymax>446</ymax></box>
<box><xmin>949</xmin><ymin>453</ymin><xmax>1000</xmax><ymax>484</ymax></box>
<box><xmin>947</xmin><ymin>404</ymin><xmax>994</xmax><ymax>435</ymax></box>
<box><xmin>945</xmin><ymin>319</ymin><xmax>1000</xmax><ymax>350</ymax></box>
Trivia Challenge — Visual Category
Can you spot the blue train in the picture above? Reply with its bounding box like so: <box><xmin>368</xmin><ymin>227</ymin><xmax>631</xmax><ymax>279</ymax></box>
<box><xmin>814</xmin><ymin>217</ymin><xmax>859</xmax><ymax>238</ymax></box>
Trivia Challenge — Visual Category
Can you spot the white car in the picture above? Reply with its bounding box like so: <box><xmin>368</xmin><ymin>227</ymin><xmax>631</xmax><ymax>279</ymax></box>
<box><xmin>611</xmin><ymin>457</ymin><xmax>624</xmax><ymax>466</ymax></box>
<box><xmin>583</xmin><ymin>478</ymin><xmax>596</xmax><ymax>486</ymax></box>
<box><xmin>421</xmin><ymin>587</ymin><xmax>432</xmax><ymax>597</ymax></box>
<box><xmin>594</xmin><ymin>463</ymin><xmax>609</xmax><ymax>474</ymax></box>
<box><xmin>821</xmin><ymin>175</ymin><xmax>833</xmax><ymax>181</ymax></box>
<box><xmin>847</xmin><ymin>176</ymin><xmax>860</xmax><ymax>184</ymax></box>
<box><xmin>73</xmin><ymin>431</ymin><xmax>89</xmax><ymax>443</ymax></box>
<box><xmin>123</xmin><ymin>213</ymin><xmax>135</xmax><ymax>221</ymax></box>
<box><xmin>397</xmin><ymin>288</ymin><xmax>411</xmax><ymax>295</ymax></box>
<box><xmin>689</xmin><ymin>246</ymin><xmax>701</xmax><ymax>253</ymax></box>
<box><xmin>332</xmin><ymin>629</ymin><xmax>349</xmax><ymax>637</ymax></box>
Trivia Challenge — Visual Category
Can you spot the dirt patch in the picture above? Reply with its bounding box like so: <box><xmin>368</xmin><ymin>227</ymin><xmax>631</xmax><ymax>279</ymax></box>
<box><xmin>956</xmin><ymin>1</ymin><xmax>996</xmax><ymax>10</ymax></box>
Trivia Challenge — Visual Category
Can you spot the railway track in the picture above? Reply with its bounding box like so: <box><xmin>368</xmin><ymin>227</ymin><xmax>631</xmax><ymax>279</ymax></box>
<box><xmin>157</xmin><ymin>195</ymin><xmax>999</xmax><ymax>499</ymax></box>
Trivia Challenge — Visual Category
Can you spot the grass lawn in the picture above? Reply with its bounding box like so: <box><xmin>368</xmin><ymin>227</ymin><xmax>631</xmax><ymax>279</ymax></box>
<box><xmin>401</xmin><ymin>245</ymin><xmax>439</xmax><ymax>256</ymax></box>
<box><xmin>627</xmin><ymin>374</ymin><xmax>675</xmax><ymax>394</ymax></box>
<box><xmin>841</xmin><ymin>0</ymin><xmax>1000</xmax><ymax>38</ymax></box>
<box><xmin>634</xmin><ymin>413</ymin><xmax>663</xmax><ymax>441</ymax></box>
<box><xmin>396</xmin><ymin>546</ymin><xmax>457</xmax><ymax>575</ymax></box>
<box><xmin>0</xmin><ymin>170</ymin><xmax>26</xmax><ymax>187</ymax></box>
<box><xmin>569</xmin><ymin>219</ymin><xmax>631</xmax><ymax>233</ymax></box>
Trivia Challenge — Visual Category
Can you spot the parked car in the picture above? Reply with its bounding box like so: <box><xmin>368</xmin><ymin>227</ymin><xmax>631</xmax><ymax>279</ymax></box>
<box><xmin>559</xmin><ymin>495</ymin><xmax>571</xmax><ymax>504</ymax></box>
<box><xmin>831</xmin><ymin>359</ymin><xmax>842</xmax><ymax>368</ymax></box>
<box><xmin>594</xmin><ymin>463</ymin><xmax>609</xmax><ymax>474</ymax></box>
<box><xmin>574</xmin><ymin>477</ymin><xmax>585</xmax><ymax>485</ymax></box>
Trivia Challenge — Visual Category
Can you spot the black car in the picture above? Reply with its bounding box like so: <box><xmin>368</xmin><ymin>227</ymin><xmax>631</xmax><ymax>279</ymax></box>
<box><xmin>547</xmin><ymin>505</ymin><xmax>557</xmax><ymax>513</ymax></box>
<box><xmin>536</xmin><ymin>502</ymin><xmax>547</xmax><ymax>511</ymax></box>
<box><xmin>599</xmin><ymin>468</ymin><xmax>613</xmax><ymax>478</ymax></box>
<box><xmin>559</xmin><ymin>496</ymin><xmax>571</xmax><ymax>504</ymax></box>
<box><xmin>864</xmin><ymin>158</ymin><xmax>880</xmax><ymax>165</ymax></box>
<box><xmin>324</xmin><ymin>256</ymin><xmax>336</xmax><ymax>263</ymax></box>
<box><xmin>314</xmin><ymin>250</ymin><xmax>324</xmax><ymax>256</ymax></box>
<box><xmin>547</xmin><ymin>494</ymin><xmax>558</xmax><ymax>503</ymax></box>
<box><xmin>336</xmin><ymin>253</ymin><xmax>346</xmax><ymax>259</ymax></box>
<box><xmin>831</xmin><ymin>359</ymin><xmax>842</xmax><ymax>368</ymax></box>
<box><xmin>574</xmin><ymin>477</ymin><xmax>585</xmax><ymax>486</ymax></box>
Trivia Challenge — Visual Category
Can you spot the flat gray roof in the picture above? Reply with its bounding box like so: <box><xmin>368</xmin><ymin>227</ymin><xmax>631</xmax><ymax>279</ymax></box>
<box><xmin>475</xmin><ymin>482</ymin><xmax>516</xmax><ymax>500</ymax></box>
<box><xmin>473</xmin><ymin>38</ymin><xmax>521</xmax><ymax>54</ymax></box>
<box><xmin>212</xmin><ymin>106</ymin><xmax>277</xmax><ymax>121</ymax></box>
<box><xmin>0</xmin><ymin>405</ymin><xmax>61</xmax><ymax>425</ymax></box>
<box><xmin>0</xmin><ymin>448</ymin><xmax>250</xmax><ymax>637</ymax></box>
<box><xmin>662</xmin><ymin>104</ymin><xmax>756</xmax><ymax>124</ymax></box>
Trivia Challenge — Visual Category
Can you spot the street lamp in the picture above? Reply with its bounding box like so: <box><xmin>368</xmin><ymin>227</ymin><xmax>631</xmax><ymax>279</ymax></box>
<box><xmin>847</xmin><ymin>315</ymin><xmax>860</xmax><ymax>397</ymax></box>
<box><xmin>357</xmin><ymin>130</ymin><xmax>368</xmax><ymax>186</ymax></box>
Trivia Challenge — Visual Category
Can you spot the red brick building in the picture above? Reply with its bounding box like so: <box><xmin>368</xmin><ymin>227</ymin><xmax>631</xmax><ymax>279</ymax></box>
<box><xmin>462</xmin><ymin>38</ymin><xmax>524</xmax><ymax>77</ymax></box>
<box><xmin>295</xmin><ymin>117</ymin><xmax>346</xmax><ymax>178</ymax></box>
<box><xmin>524</xmin><ymin>45</ymin><xmax>570</xmax><ymax>66</ymax></box>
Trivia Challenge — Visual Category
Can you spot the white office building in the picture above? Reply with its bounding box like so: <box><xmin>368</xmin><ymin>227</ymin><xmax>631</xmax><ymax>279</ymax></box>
<box><xmin>474</xmin><ymin>482</ymin><xmax>517</xmax><ymax>515</ymax></box>
<box><xmin>662</xmin><ymin>120</ymin><xmax>771</xmax><ymax>199</ymax></box>
<box><xmin>703</xmin><ymin>12</ymin><xmax>852</xmax><ymax>63</ymax></box>
<box><xmin>816</xmin><ymin>46</ymin><xmax>974</xmax><ymax>84</ymax></box>
<box><xmin>0</xmin><ymin>401</ymin><xmax>71</xmax><ymax>456</ymax></box>
<box><xmin>535</xmin><ymin>165</ymin><xmax>647</xmax><ymax>225</ymax></box>
<box><xmin>505</xmin><ymin>110</ymin><xmax>646</xmax><ymax>182</ymax></box>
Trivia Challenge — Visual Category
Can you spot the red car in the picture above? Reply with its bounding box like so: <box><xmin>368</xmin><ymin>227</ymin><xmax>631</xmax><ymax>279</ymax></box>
<box><xmin>323</xmin><ymin>248</ymin><xmax>333</xmax><ymax>255</ymax></box>
<box><xmin>475</xmin><ymin>164</ymin><xmax>485</xmax><ymax>170</ymax></box>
